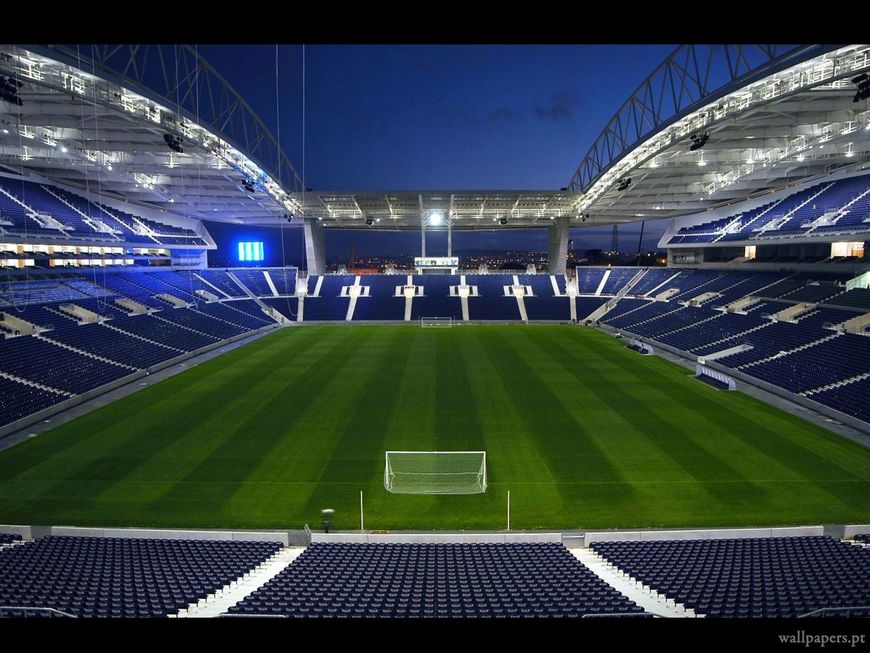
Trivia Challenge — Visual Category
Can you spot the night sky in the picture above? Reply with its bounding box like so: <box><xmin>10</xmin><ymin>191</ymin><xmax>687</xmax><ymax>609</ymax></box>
<box><xmin>197</xmin><ymin>44</ymin><xmax>677</xmax><ymax>257</ymax></box>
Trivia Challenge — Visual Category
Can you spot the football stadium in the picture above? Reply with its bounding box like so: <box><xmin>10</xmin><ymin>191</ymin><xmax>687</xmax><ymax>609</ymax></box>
<box><xmin>0</xmin><ymin>43</ymin><xmax>868</xmax><ymax>623</ymax></box>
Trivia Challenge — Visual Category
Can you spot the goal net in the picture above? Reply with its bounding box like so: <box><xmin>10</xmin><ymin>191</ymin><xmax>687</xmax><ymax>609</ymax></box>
<box><xmin>384</xmin><ymin>451</ymin><xmax>487</xmax><ymax>494</ymax></box>
<box><xmin>420</xmin><ymin>317</ymin><xmax>454</xmax><ymax>327</ymax></box>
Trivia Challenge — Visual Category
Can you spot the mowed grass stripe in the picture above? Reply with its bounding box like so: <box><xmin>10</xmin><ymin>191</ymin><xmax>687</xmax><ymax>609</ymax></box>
<box><xmin>548</xmin><ymin>328</ymin><xmax>870</xmax><ymax>526</ymax></box>
<box><xmin>531</xmin><ymin>328</ymin><xmax>776</xmax><ymax>526</ymax></box>
<box><xmin>480</xmin><ymin>328</ymin><xmax>636</xmax><ymax>530</ymax></box>
<box><xmin>136</xmin><ymin>327</ymin><xmax>374</xmax><ymax>527</ymax></box>
<box><xmin>589</xmin><ymin>328</ymin><xmax>870</xmax><ymax>514</ymax></box>
<box><xmin>465</xmin><ymin>328</ymin><xmax>572</xmax><ymax>529</ymax></box>
<box><xmin>0</xmin><ymin>324</ymin><xmax>867</xmax><ymax>530</ymax></box>
<box><xmin>297</xmin><ymin>327</ymin><xmax>415</xmax><ymax>523</ymax></box>
<box><xmin>365</xmin><ymin>327</ymin><xmax>444</xmax><ymax>529</ymax></box>
<box><xmin>534</xmin><ymin>329</ymin><xmax>767</xmax><ymax>495</ymax></box>
<box><xmin>0</xmin><ymin>326</ymin><xmax>330</xmax><ymax>524</ymax></box>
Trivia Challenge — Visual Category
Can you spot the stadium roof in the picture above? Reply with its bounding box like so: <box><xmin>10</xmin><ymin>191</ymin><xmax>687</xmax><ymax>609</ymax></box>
<box><xmin>569</xmin><ymin>44</ymin><xmax>870</xmax><ymax>224</ymax></box>
<box><xmin>0</xmin><ymin>44</ymin><xmax>301</xmax><ymax>224</ymax></box>
<box><xmin>1</xmin><ymin>44</ymin><xmax>869</xmax><ymax>232</ymax></box>
<box><xmin>287</xmin><ymin>190</ymin><xmax>583</xmax><ymax>230</ymax></box>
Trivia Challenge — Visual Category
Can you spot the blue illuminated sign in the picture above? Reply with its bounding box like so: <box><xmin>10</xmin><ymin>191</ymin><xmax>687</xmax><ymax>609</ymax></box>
<box><xmin>238</xmin><ymin>241</ymin><xmax>264</xmax><ymax>262</ymax></box>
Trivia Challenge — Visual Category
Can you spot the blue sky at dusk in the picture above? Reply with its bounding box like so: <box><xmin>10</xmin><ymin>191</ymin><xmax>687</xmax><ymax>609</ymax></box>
<box><xmin>198</xmin><ymin>44</ymin><xmax>677</xmax><ymax>255</ymax></box>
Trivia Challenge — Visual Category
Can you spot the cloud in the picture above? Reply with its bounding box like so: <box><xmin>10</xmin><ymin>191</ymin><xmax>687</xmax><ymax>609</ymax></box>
<box><xmin>534</xmin><ymin>104</ymin><xmax>572</xmax><ymax>121</ymax></box>
<box><xmin>533</xmin><ymin>90</ymin><xmax>587</xmax><ymax>122</ymax></box>
<box><xmin>551</xmin><ymin>90</ymin><xmax>586</xmax><ymax>108</ymax></box>
<box><xmin>484</xmin><ymin>107</ymin><xmax>522</xmax><ymax>124</ymax></box>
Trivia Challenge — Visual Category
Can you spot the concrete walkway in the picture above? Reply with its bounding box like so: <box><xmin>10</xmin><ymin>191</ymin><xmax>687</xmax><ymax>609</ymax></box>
<box><xmin>176</xmin><ymin>546</ymin><xmax>305</xmax><ymax>618</ymax></box>
<box><xmin>571</xmin><ymin>547</ymin><xmax>698</xmax><ymax>618</ymax></box>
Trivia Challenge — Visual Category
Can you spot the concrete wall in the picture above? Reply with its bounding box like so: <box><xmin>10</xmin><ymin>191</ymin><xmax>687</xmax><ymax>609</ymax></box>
<box><xmin>582</xmin><ymin>526</ymin><xmax>824</xmax><ymax>546</ymax></box>
<box><xmin>8</xmin><ymin>523</ymin><xmax>858</xmax><ymax>547</ymax></box>
<box><xmin>48</xmin><ymin>526</ymin><xmax>293</xmax><ymax>545</ymax></box>
<box><xmin>844</xmin><ymin>524</ymin><xmax>870</xmax><ymax>538</ymax></box>
<box><xmin>310</xmin><ymin>532</ymin><xmax>563</xmax><ymax>544</ymax></box>
<box><xmin>0</xmin><ymin>524</ymin><xmax>32</xmax><ymax>539</ymax></box>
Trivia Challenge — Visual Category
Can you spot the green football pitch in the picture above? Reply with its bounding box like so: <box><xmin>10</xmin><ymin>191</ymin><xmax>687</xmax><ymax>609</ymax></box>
<box><xmin>0</xmin><ymin>324</ymin><xmax>868</xmax><ymax>531</ymax></box>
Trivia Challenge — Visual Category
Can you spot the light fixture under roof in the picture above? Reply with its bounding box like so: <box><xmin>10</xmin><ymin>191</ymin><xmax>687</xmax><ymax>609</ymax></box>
<box><xmin>429</xmin><ymin>211</ymin><xmax>444</xmax><ymax>226</ymax></box>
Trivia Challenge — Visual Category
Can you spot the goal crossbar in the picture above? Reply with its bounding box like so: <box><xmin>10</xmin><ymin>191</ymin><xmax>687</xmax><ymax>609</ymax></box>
<box><xmin>420</xmin><ymin>316</ymin><xmax>454</xmax><ymax>327</ymax></box>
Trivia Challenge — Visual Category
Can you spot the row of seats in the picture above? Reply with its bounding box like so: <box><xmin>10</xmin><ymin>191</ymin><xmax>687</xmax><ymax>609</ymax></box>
<box><xmin>229</xmin><ymin>543</ymin><xmax>647</xmax><ymax>618</ymax></box>
<box><xmin>591</xmin><ymin>536</ymin><xmax>870</xmax><ymax>618</ymax></box>
<box><xmin>0</xmin><ymin>533</ymin><xmax>22</xmax><ymax>546</ymax></box>
<box><xmin>0</xmin><ymin>536</ymin><xmax>281</xmax><ymax>618</ymax></box>
<box><xmin>667</xmin><ymin>174</ymin><xmax>870</xmax><ymax>244</ymax></box>
<box><xmin>0</xmin><ymin>272</ymin><xmax>278</xmax><ymax>427</ymax></box>
<box><xmin>2</xmin><ymin>535</ymin><xmax>867</xmax><ymax>618</ymax></box>
<box><xmin>0</xmin><ymin>177</ymin><xmax>206</xmax><ymax>246</ymax></box>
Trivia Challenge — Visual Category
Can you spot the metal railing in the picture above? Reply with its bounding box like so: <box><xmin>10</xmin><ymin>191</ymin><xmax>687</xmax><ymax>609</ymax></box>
<box><xmin>581</xmin><ymin>611</ymin><xmax>657</xmax><ymax>618</ymax></box>
<box><xmin>798</xmin><ymin>606</ymin><xmax>870</xmax><ymax>618</ymax></box>
<box><xmin>0</xmin><ymin>605</ymin><xmax>77</xmax><ymax>618</ymax></box>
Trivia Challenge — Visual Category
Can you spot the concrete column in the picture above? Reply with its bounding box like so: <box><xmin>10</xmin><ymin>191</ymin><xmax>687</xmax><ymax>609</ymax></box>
<box><xmin>447</xmin><ymin>218</ymin><xmax>452</xmax><ymax>257</ymax></box>
<box><xmin>421</xmin><ymin>222</ymin><xmax>427</xmax><ymax>257</ymax></box>
<box><xmin>303</xmin><ymin>218</ymin><xmax>326</xmax><ymax>276</ymax></box>
<box><xmin>547</xmin><ymin>217</ymin><xmax>570</xmax><ymax>275</ymax></box>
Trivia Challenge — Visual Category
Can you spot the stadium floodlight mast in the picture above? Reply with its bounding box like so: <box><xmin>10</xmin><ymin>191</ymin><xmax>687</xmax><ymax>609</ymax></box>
<box><xmin>384</xmin><ymin>451</ymin><xmax>487</xmax><ymax>495</ymax></box>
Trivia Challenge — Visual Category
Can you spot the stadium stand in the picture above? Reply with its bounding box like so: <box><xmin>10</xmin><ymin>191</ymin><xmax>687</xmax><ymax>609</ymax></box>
<box><xmin>230</xmin><ymin>270</ymin><xmax>276</xmax><ymax>298</ymax></box>
<box><xmin>0</xmin><ymin>177</ymin><xmax>205</xmax><ymax>246</ymax></box>
<box><xmin>302</xmin><ymin>276</ymin><xmax>353</xmax><ymax>321</ymax></box>
<box><xmin>519</xmin><ymin>274</ymin><xmax>557</xmax><ymax>298</ymax></box>
<box><xmin>260</xmin><ymin>297</ymin><xmax>300</xmax><ymax>322</ymax></box>
<box><xmin>627</xmin><ymin>269</ymin><xmax>678</xmax><ymax>296</ymax></box>
<box><xmin>104</xmin><ymin>314</ymin><xmax>218</xmax><ymax>351</ymax></box>
<box><xmin>810</xmin><ymin>377</ymin><xmax>870</xmax><ymax>423</ymax></box>
<box><xmin>0</xmin><ymin>536</ymin><xmax>281</xmax><ymax>618</ymax></box>
<box><xmin>601</xmin><ymin>268</ymin><xmax>637</xmax><ymax>294</ymax></box>
<box><xmin>194</xmin><ymin>270</ymin><xmax>249</xmax><ymax>298</ymax></box>
<box><xmin>228</xmin><ymin>542</ymin><xmax>648</xmax><ymax>618</ymax></box>
<box><xmin>575</xmin><ymin>268</ymin><xmax>606</xmax><ymax>293</ymax></box>
<box><xmin>353</xmin><ymin>287</ymin><xmax>406</xmax><ymax>321</ymax></box>
<box><xmin>465</xmin><ymin>275</ymin><xmax>520</xmax><ymax>320</ymax></box>
<box><xmin>576</xmin><ymin>297</ymin><xmax>608</xmax><ymax>320</ymax></box>
<box><xmin>829</xmin><ymin>288</ymin><xmax>870</xmax><ymax>310</ymax></box>
<box><xmin>525</xmin><ymin>296</ymin><xmax>571</xmax><ymax>320</ymax></box>
<box><xmin>0</xmin><ymin>376</ymin><xmax>66</xmax><ymax>428</ymax></box>
<box><xmin>592</xmin><ymin>267</ymin><xmax>870</xmax><ymax>424</ymax></box>
<box><xmin>1</xmin><ymin>264</ymin><xmax>868</xmax><ymax>430</ymax></box>
<box><xmin>154</xmin><ymin>307</ymin><xmax>250</xmax><ymax>340</ymax></box>
<box><xmin>410</xmin><ymin>276</ymin><xmax>462</xmax><ymax>321</ymax></box>
<box><xmin>41</xmin><ymin>322</ymin><xmax>177</xmax><ymax>368</ymax></box>
<box><xmin>0</xmin><ymin>336</ymin><xmax>132</xmax><ymax>393</ymax></box>
<box><xmin>590</xmin><ymin>537</ymin><xmax>870</xmax><ymax>618</ymax></box>
<box><xmin>667</xmin><ymin>174</ymin><xmax>870</xmax><ymax>244</ymax></box>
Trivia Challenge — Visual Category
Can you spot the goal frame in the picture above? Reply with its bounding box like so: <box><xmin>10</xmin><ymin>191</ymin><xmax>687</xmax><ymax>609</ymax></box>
<box><xmin>384</xmin><ymin>450</ymin><xmax>487</xmax><ymax>494</ymax></box>
<box><xmin>419</xmin><ymin>316</ymin><xmax>454</xmax><ymax>328</ymax></box>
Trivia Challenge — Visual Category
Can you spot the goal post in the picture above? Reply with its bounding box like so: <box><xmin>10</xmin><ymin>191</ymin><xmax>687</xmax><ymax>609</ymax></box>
<box><xmin>384</xmin><ymin>451</ymin><xmax>487</xmax><ymax>494</ymax></box>
<box><xmin>420</xmin><ymin>316</ymin><xmax>454</xmax><ymax>328</ymax></box>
